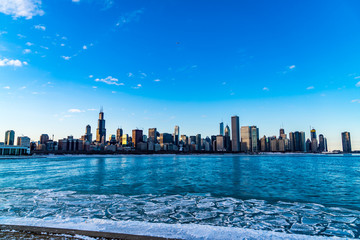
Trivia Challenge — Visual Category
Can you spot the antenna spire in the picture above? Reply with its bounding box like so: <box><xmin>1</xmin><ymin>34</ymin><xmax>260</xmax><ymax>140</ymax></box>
<box><xmin>100</xmin><ymin>106</ymin><xmax>103</xmax><ymax>112</ymax></box>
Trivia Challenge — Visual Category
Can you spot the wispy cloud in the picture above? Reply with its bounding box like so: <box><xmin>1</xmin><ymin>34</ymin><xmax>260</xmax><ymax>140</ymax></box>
<box><xmin>0</xmin><ymin>58</ymin><xmax>27</xmax><ymax>67</ymax></box>
<box><xmin>116</xmin><ymin>9</ymin><xmax>144</xmax><ymax>28</ymax></box>
<box><xmin>82</xmin><ymin>45</ymin><xmax>87</xmax><ymax>50</ymax></box>
<box><xmin>34</xmin><ymin>24</ymin><xmax>45</xmax><ymax>31</ymax></box>
<box><xmin>72</xmin><ymin>0</ymin><xmax>80</xmax><ymax>2</ymax></box>
<box><xmin>0</xmin><ymin>0</ymin><xmax>44</xmax><ymax>19</ymax></box>
<box><xmin>263</xmin><ymin>87</ymin><xmax>269</xmax><ymax>91</ymax></box>
<box><xmin>25</xmin><ymin>42</ymin><xmax>33</xmax><ymax>46</ymax></box>
<box><xmin>351</xmin><ymin>99</ymin><xmax>360</xmax><ymax>103</ymax></box>
<box><xmin>306</xmin><ymin>86</ymin><xmax>314</xmax><ymax>90</ymax></box>
<box><xmin>3</xmin><ymin>86</ymin><xmax>10</xmax><ymax>89</ymax></box>
<box><xmin>61</xmin><ymin>56</ymin><xmax>71</xmax><ymax>60</ymax></box>
<box><xmin>0</xmin><ymin>31</ymin><xmax>7</xmax><ymax>36</ymax></box>
<box><xmin>132</xmin><ymin>83</ymin><xmax>142</xmax><ymax>89</ymax></box>
<box><xmin>87</xmin><ymin>108</ymin><xmax>97</xmax><ymax>111</ymax></box>
<box><xmin>23</xmin><ymin>49</ymin><xmax>31</xmax><ymax>54</ymax></box>
<box><xmin>95</xmin><ymin>76</ymin><xmax>124</xmax><ymax>86</ymax></box>
<box><xmin>154</xmin><ymin>79</ymin><xmax>160</xmax><ymax>82</ymax></box>
<box><xmin>356</xmin><ymin>81</ymin><xmax>360</xmax><ymax>87</ymax></box>
<box><xmin>89</xmin><ymin>75</ymin><xmax>93</xmax><ymax>78</ymax></box>
<box><xmin>68</xmin><ymin>108</ymin><xmax>83</xmax><ymax>113</ymax></box>
<box><xmin>289</xmin><ymin>65</ymin><xmax>296</xmax><ymax>70</ymax></box>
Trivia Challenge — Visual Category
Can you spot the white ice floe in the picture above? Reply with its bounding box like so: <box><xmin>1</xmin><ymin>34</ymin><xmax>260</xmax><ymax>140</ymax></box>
<box><xmin>0</xmin><ymin>217</ymin><xmax>341</xmax><ymax>240</ymax></box>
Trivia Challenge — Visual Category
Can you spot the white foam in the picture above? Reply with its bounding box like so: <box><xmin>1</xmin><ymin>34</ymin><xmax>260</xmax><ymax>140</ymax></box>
<box><xmin>0</xmin><ymin>216</ymin><xmax>341</xmax><ymax>240</ymax></box>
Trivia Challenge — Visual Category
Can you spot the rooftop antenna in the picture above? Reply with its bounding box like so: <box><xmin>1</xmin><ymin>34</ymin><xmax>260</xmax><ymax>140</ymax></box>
<box><xmin>100</xmin><ymin>106</ymin><xmax>103</xmax><ymax>112</ymax></box>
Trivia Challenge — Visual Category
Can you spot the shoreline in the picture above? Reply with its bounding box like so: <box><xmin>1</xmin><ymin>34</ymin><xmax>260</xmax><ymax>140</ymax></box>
<box><xmin>0</xmin><ymin>224</ymin><xmax>172</xmax><ymax>240</ymax></box>
<box><xmin>0</xmin><ymin>152</ymin><xmax>347</xmax><ymax>160</ymax></box>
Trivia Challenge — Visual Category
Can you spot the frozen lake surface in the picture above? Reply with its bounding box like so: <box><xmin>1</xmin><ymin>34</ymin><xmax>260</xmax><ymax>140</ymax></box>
<box><xmin>0</xmin><ymin>154</ymin><xmax>359</xmax><ymax>239</ymax></box>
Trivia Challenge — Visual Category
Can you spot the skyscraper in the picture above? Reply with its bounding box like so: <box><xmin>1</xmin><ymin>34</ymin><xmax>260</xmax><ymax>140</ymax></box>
<box><xmin>220</xmin><ymin>122</ymin><xmax>224</xmax><ymax>136</ymax></box>
<box><xmin>17</xmin><ymin>136</ymin><xmax>30</xmax><ymax>148</ymax></box>
<box><xmin>342</xmin><ymin>131</ymin><xmax>352</xmax><ymax>153</ymax></box>
<box><xmin>224</xmin><ymin>125</ymin><xmax>231</xmax><ymax>151</ymax></box>
<box><xmin>318</xmin><ymin>134</ymin><xmax>325</xmax><ymax>152</ymax></box>
<box><xmin>160</xmin><ymin>133</ymin><xmax>173</xmax><ymax>145</ymax></box>
<box><xmin>86</xmin><ymin>125</ymin><xmax>93</xmax><ymax>142</ymax></box>
<box><xmin>96</xmin><ymin>108</ymin><xmax>106</xmax><ymax>144</ymax></box>
<box><xmin>174</xmin><ymin>125</ymin><xmax>180</xmax><ymax>145</ymax></box>
<box><xmin>116</xmin><ymin>128</ymin><xmax>123</xmax><ymax>144</ymax></box>
<box><xmin>148</xmin><ymin>128</ymin><xmax>157</xmax><ymax>143</ymax></box>
<box><xmin>231</xmin><ymin>116</ymin><xmax>240</xmax><ymax>152</ymax></box>
<box><xmin>132</xmin><ymin>129</ymin><xmax>143</xmax><ymax>148</ymax></box>
<box><xmin>196</xmin><ymin>134</ymin><xmax>202</xmax><ymax>151</ymax></box>
<box><xmin>310</xmin><ymin>128</ymin><xmax>318</xmax><ymax>152</ymax></box>
<box><xmin>299</xmin><ymin>131</ymin><xmax>306</xmax><ymax>152</ymax></box>
<box><xmin>40</xmin><ymin>134</ymin><xmax>49</xmax><ymax>144</ymax></box>
<box><xmin>250</xmin><ymin>126</ymin><xmax>259</xmax><ymax>152</ymax></box>
<box><xmin>240</xmin><ymin>126</ymin><xmax>251</xmax><ymax>152</ymax></box>
<box><xmin>5</xmin><ymin>130</ymin><xmax>15</xmax><ymax>145</ymax></box>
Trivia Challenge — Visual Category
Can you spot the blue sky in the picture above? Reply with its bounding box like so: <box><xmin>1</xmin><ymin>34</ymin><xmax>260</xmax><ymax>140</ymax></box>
<box><xmin>1</xmin><ymin>0</ymin><xmax>360</xmax><ymax>150</ymax></box>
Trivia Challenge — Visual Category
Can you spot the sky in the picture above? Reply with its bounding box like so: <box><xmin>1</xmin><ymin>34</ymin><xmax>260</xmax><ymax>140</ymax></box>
<box><xmin>1</xmin><ymin>0</ymin><xmax>360</xmax><ymax>151</ymax></box>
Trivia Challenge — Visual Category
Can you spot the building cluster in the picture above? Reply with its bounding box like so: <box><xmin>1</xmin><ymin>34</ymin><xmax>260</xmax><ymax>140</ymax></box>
<box><xmin>0</xmin><ymin>109</ymin><xmax>354</xmax><ymax>155</ymax></box>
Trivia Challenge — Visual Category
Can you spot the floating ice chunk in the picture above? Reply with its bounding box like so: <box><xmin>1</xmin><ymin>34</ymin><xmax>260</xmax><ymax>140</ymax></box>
<box><xmin>194</xmin><ymin>211</ymin><xmax>217</xmax><ymax>220</ymax></box>
<box><xmin>290</xmin><ymin>223</ymin><xmax>316</xmax><ymax>234</ymax></box>
<box><xmin>323</xmin><ymin>228</ymin><xmax>355</xmax><ymax>238</ymax></box>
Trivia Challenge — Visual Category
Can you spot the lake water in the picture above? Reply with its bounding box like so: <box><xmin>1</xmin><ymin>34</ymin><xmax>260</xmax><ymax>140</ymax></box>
<box><xmin>0</xmin><ymin>154</ymin><xmax>359</xmax><ymax>239</ymax></box>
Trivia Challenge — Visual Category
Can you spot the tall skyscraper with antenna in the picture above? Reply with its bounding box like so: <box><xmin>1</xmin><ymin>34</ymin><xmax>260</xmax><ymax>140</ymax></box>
<box><xmin>96</xmin><ymin>107</ymin><xmax>106</xmax><ymax>144</ymax></box>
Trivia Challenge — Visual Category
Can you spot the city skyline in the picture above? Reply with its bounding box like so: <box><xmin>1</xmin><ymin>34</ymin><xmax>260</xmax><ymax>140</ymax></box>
<box><xmin>1</xmin><ymin>1</ymin><xmax>360</xmax><ymax>150</ymax></box>
<box><xmin>0</xmin><ymin>108</ymin><xmax>345</xmax><ymax>152</ymax></box>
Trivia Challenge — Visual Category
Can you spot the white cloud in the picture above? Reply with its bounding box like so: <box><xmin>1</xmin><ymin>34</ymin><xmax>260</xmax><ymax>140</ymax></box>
<box><xmin>351</xmin><ymin>99</ymin><xmax>360</xmax><ymax>103</ymax></box>
<box><xmin>19</xmin><ymin>86</ymin><xmax>26</xmax><ymax>89</ymax></box>
<box><xmin>92</xmin><ymin>86</ymin><xmax>97</xmax><ymax>89</ymax></box>
<box><xmin>60</xmin><ymin>43</ymin><xmax>65</xmax><ymax>47</ymax></box>
<box><xmin>128</xmin><ymin>72</ymin><xmax>133</xmax><ymax>77</ymax></box>
<box><xmin>17</xmin><ymin>34</ymin><xmax>26</xmax><ymax>38</ymax></box>
<box><xmin>154</xmin><ymin>79</ymin><xmax>160</xmax><ymax>82</ymax></box>
<box><xmin>0</xmin><ymin>0</ymin><xmax>44</xmax><ymax>19</ymax></box>
<box><xmin>95</xmin><ymin>76</ymin><xmax>124</xmax><ymax>86</ymax></box>
<box><xmin>356</xmin><ymin>81</ymin><xmax>360</xmax><ymax>87</ymax></box>
<box><xmin>262</xmin><ymin>87</ymin><xmax>269</xmax><ymax>91</ymax></box>
<box><xmin>72</xmin><ymin>0</ymin><xmax>80</xmax><ymax>2</ymax></box>
<box><xmin>23</xmin><ymin>49</ymin><xmax>31</xmax><ymax>54</ymax></box>
<box><xmin>40</xmin><ymin>45</ymin><xmax>48</xmax><ymax>50</ymax></box>
<box><xmin>354</xmin><ymin>76</ymin><xmax>360</xmax><ymax>79</ymax></box>
<box><xmin>111</xmin><ymin>91</ymin><xmax>116</xmax><ymax>93</ymax></box>
<box><xmin>140</xmin><ymin>72</ymin><xmax>147</xmax><ymax>78</ymax></box>
<box><xmin>0</xmin><ymin>31</ymin><xmax>7</xmax><ymax>36</ymax></box>
<box><xmin>87</xmin><ymin>108</ymin><xmax>97</xmax><ymax>111</ymax></box>
<box><xmin>34</xmin><ymin>24</ymin><xmax>45</xmax><ymax>31</ymax></box>
<box><xmin>82</xmin><ymin>45</ymin><xmax>87</xmax><ymax>50</ymax></box>
<box><xmin>3</xmin><ymin>86</ymin><xmax>10</xmax><ymax>89</ymax></box>
<box><xmin>0</xmin><ymin>58</ymin><xmax>26</xmax><ymax>67</ymax></box>
<box><xmin>289</xmin><ymin>65</ymin><xmax>296</xmax><ymax>70</ymax></box>
<box><xmin>68</xmin><ymin>109</ymin><xmax>83</xmax><ymax>113</ymax></box>
<box><xmin>25</xmin><ymin>42</ymin><xmax>33</xmax><ymax>46</ymax></box>
<box><xmin>89</xmin><ymin>75</ymin><xmax>93</xmax><ymax>78</ymax></box>
<box><xmin>116</xmin><ymin>9</ymin><xmax>144</xmax><ymax>28</ymax></box>
<box><xmin>132</xmin><ymin>83</ymin><xmax>142</xmax><ymax>89</ymax></box>
<box><xmin>306</xmin><ymin>86</ymin><xmax>314</xmax><ymax>90</ymax></box>
<box><xmin>61</xmin><ymin>56</ymin><xmax>71</xmax><ymax>60</ymax></box>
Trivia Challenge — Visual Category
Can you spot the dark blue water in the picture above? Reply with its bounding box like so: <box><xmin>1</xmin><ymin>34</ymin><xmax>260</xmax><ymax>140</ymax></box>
<box><xmin>1</xmin><ymin>154</ymin><xmax>359</xmax><ymax>209</ymax></box>
<box><xmin>1</xmin><ymin>154</ymin><xmax>360</xmax><ymax>238</ymax></box>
